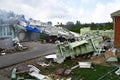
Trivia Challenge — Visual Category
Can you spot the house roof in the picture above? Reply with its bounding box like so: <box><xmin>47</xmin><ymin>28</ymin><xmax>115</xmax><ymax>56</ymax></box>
<box><xmin>111</xmin><ymin>10</ymin><xmax>120</xmax><ymax>17</ymax></box>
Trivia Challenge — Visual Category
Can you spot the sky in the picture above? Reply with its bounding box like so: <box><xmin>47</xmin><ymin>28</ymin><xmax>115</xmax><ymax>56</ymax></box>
<box><xmin>0</xmin><ymin>0</ymin><xmax>120</xmax><ymax>25</ymax></box>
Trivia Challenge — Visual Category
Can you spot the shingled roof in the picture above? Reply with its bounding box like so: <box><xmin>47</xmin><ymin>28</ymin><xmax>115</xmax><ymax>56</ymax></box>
<box><xmin>111</xmin><ymin>10</ymin><xmax>120</xmax><ymax>17</ymax></box>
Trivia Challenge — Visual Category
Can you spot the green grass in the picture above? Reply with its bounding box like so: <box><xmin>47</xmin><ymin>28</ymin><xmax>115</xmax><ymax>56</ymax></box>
<box><xmin>72</xmin><ymin>65</ymin><xmax>119</xmax><ymax>80</ymax></box>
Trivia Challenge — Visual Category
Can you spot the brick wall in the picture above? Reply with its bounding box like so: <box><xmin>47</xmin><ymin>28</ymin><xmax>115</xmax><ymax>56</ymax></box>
<box><xmin>114</xmin><ymin>16</ymin><xmax>120</xmax><ymax>48</ymax></box>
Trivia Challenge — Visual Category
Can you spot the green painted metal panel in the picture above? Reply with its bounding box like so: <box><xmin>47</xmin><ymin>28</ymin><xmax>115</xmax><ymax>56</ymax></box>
<box><xmin>107</xmin><ymin>57</ymin><xmax>118</xmax><ymax>62</ymax></box>
<box><xmin>55</xmin><ymin>39</ymin><xmax>95</xmax><ymax>62</ymax></box>
<box><xmin>11</xmin><ymin>68</ymin><xmax>17</xmax><ymax>80</ymax></box>
<box><xmin>69</xmin><ymin>40</ymin><xmax>88</xmax><ymax>49</ymax></box>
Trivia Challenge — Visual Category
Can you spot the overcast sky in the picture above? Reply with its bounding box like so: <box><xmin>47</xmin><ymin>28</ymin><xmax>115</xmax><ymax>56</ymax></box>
<box><xmin>0</xmin><ymin>0</ymin><xmax>120</xmax><ymax>25</ymax></box>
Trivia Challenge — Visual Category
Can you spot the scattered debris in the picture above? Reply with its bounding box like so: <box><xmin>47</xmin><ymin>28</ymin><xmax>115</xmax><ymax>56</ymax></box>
<box><xmin>115</xmin><ymin>67</ymin><xmax>120</xmax><ymax>76</ymax></box>
<box><xmin>56</xmin><ymin>68</ymin><xmax>72</xmax><ymax>76</ymax></box>
<box><xmin>56</xmin><ymin>77</ymin><xmax>72</xmax><ymax>80</ymax></box>
<box><xmin>29</xmin><ymin>71</ymin><xmax>47</xmax><ymax>80</ymax></box>
<box><xmin>0</xmin><ymin>37</ymin><xmax>28</xmax><ymax>56</ymax></box>
<box><xmin>1</xmin><ymin>52</ymin><xmax>6</xmax><ymax>56</ymax></box>
<box><xmin>45</xmin><ymin>54</ymin><xmax>57</xmax><ymax>59</ymax></box>
<box><xmin>13</xmin><ymin>37</ymin><xmax>23</xmax><ymax>47</ymax></box>
<box><xmin>56</xmin><ymin>68</ymin><xmax>65</xmax><ymax>75</ymax></box>
<box><xmin>37</xmin><ymin>61</ymin><xmax>51</xmax><ymax>67</ymax></box>
<box><xmin>11</xmin><ymin>65</ymin><xmax>52</xmax><ymax>80</ymax></box>
<box><xmin>17</xmin><ymin>65</ymin><xmax>30</xmax><ymax>73</ymax></box>
<box><xmin>27</xmin><ymin>64</ymin><xmax>53</xmax><ymax>80</ymax></box>
<box><xmin>55</xmin><ymin>62</ymin><xmax>93</xmax><ymax>76</ymax></box>
<box><xmin>11</xmin><ymin>68</ymin><xmax>17</xmax><ymax>80</ymax></box>
<box><xmin>28</xmin><ymin>65</ymin><xmax>40</xmax><ymax>73</ymax></box>
<box><xmin>63</xmin><ymin>69</ymin><xmax>72</xmax><ymax>76</ymax></box>
<box><xmin>71</xmin><ymin>65</ymin><xmax>79</xmax><ymax>70</ymax></box>
<box><xmin>104</xmin><ymin>50</ymin><xmax>118</xmax><ymax>62</ymax></box>
<box><xmin>78</xmin><ymin>62</ymin><xmax>93</xmax><ymax>69</ymax></box>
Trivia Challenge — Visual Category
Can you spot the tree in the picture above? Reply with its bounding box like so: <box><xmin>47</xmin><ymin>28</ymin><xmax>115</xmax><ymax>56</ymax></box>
<box><xmin>75</xmin><ymin>20</ymin><xmax>81</xmax><ymax>27</ymax></box>
<box><xmin>66</xmin><ymin>21</ymin><xmax>74</xmax><ymax>26</ymax></box>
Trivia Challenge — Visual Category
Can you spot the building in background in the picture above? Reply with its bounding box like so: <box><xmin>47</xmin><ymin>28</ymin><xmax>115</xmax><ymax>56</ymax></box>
<box><xmin>111</xmin><ymin>10</ymin><xmax>120</xmax><ymax>48</ymax></box>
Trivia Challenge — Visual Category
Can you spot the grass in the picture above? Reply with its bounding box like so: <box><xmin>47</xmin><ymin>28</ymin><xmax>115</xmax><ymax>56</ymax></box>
<box><xmin>72</xmin><ymin>65</ymin><xmax>119</xmax><ymax>80</ymax></box>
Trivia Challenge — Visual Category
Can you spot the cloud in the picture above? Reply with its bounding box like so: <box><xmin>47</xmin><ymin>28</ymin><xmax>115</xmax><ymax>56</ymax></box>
<box><xmin>70</xmin><ymin>0</ymin><xmax>120</xmax><ymax>23</ymax></box>
<box><xmin>81</xmin><ymin>0</ymin><xmax>93</xmax><ymax>3</ymax></box>
<box><xmin>0</xmin><ymin>0</ymin><xmax>120</xmax><ymax>25</ymax></box>
<box><xmin>81</xmin><ymin>0</ymin><xmax>120</xmax><ymax>23</ymax></box>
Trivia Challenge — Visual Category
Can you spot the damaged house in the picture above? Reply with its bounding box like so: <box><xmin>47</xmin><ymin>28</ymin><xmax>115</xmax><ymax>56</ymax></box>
<box><xmin>0</xmin><ymin>10</ymin><xmax>51</xmax><ymax>42</ymax></box>
<box><xmin>0</xmin><ymin>10</ymin><xmax>24</xmax><ymax>48</ymax></box>
<box><xmin>0</xmin><ymin>24</ymin><xmax>15</xmax><ymax>48</ymax></box>
<box><xmin>0</xmin><ymin>10</ymin><xmax>22</xmax><ymax>39</ymax></box>
<box><xmin>18</xmin><ymin>18</ymin><xmax>53</xmax><ymax>41</ymax></box>
<box><xmin>18</xmin><ymin>18</ymin><xmax>41</xmax><ymax>41</ymax></box>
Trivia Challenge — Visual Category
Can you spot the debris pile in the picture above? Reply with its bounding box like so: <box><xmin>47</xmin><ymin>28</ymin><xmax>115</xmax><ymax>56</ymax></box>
<box><xmin>0</xmin><ymin>37</ymin><xmax>28</xmax><ymax>56</ymax></box>
<box><xmin>56</xmin><ymin>68</ymin><xmax>72</xmax><ymax>76</ymax></box>
<box><xmin>104</xmin><ymin>49</ymin><xmax>118</xmax><ymax>62</ymax></box>
<box><xmin>11</xmin><ymin>64</ymin><xmax>72</xmax><ymax>80</ymax></box>
<box><xmin>49</xmin><ymin>28</ymin><xmax>116</xmax><ymax>63</ymax></box>
<box><xmin>10</xmin><ymin>27</ymin><xmax>119</xmax><ymax>80</ymax></box>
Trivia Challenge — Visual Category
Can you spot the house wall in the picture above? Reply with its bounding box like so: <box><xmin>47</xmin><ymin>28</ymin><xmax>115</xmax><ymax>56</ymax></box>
<box><xmin>0</xmin><ymin>37</ymin><xmax>13</xmax><ymax>48</ymax></box>
<box><xmin>18</xmin><ymin>31</ymin><xmax>26</xmax><ymax>41</ymax></box>
<box><xmin>18</xmin><ymin>31</ymin><xmax>40</xmax><ymax>41</ymax></box>
<box><xmin>114</xmin><ymin>16</ymin><xmax>120</xmax><ymax>48</ymax></box>
<box><xmin>0</xmin><ymin>26</ymin><xmax>14</xmax><ymax>38</ymax></box>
